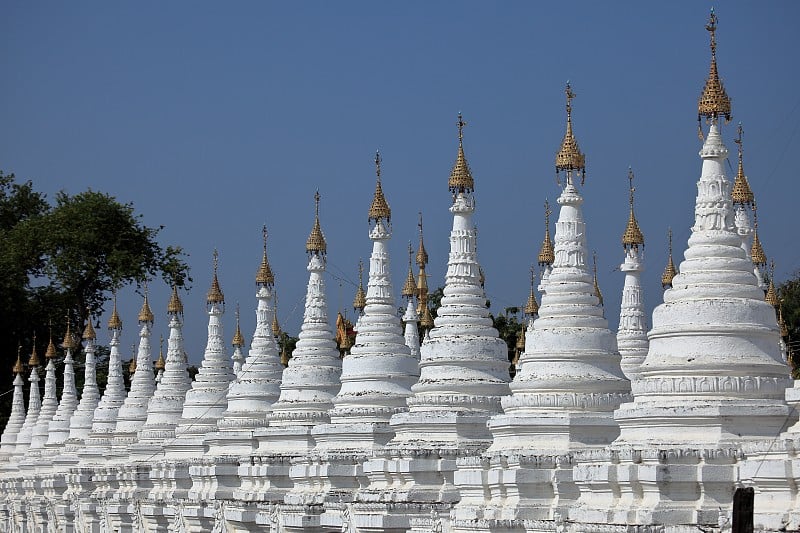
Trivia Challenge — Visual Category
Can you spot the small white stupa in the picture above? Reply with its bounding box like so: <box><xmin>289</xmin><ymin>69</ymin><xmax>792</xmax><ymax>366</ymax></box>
<box><xmin>42</xmin><ymin>320</ymin><xmax>80</xmax><ymax>459</ymax></box>
<box><xmin>617</xmin><ymin>168</ymin><xmax>648</xmax><ymax>381</ymax></box>
<box><xmin>25</xmin><ymin>328</ymin><xmax>60</xmax><ymax>459</ymax></box>
<box><xmin>13</xmin><ymin>338</ymin><xmax>42</xmax><ymax>459</ymax></box>
<box><xmin>79</xmin><ymin>297</ymin><xmax>128</xmax><ymax>463</ymax></box>
<box><xmin>111</xmin><ymin>290</ymin><xmax>157</xmax><ymax>458</ymax></box>
<box><xmin>166</xmin><ymin>251</ymin><xmax>236</xmax><ymax>459</ymax></box>
<box><xmin>537</xmin><ymin>200</ymin><xmax>555</xmax><ymax>295</ymax></box>
<box><xmin>401</xmin><ymin>243</ymin><xmax>421</xmax><ymax>358</ymax></box>
<box><xmin>0</xmin><ymin>350</ymin><xmax>28</xmax><ymax>463</ymax></box>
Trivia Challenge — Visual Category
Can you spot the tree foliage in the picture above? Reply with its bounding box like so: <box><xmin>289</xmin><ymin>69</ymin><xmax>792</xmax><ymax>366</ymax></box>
<box><xmin>778</xmin><ymin>275</ymin><xmax>800</xmax><ymax>379</ymax></box>
<box><xmin>0</xmin><ymin>172</ymin><xmax>191</xmax><ymax>425</ymax></box>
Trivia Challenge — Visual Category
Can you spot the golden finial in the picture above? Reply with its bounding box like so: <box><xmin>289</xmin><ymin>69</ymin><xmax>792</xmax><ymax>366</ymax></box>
<box><xmin>698</xmin><ymin>8</ymin><xmax>732</xmax><ymax>128</ymax></box>
<box><xmin>82</xmin><ymin>308</ymin><xmax>96</xmax><ymax>340</ymax></box>
<box><xmin>419</xmin><ymin>304</ymin><xmax>434</xmax><ymax>331</ymax></box>
<box><xmin>108</xmin><ymin>293</ymin><xmax>123</xmax><ymax>330</ymax></box>
<box><xmin>12</xmin><ymin>346</ymin><xmax>24</xmax><ymax>375</ymax></box>
<box><xmin>129</xmin><ymin>344</ymin><xmax>137</xmax><ymax>374</ymax></box>
<box><xmin>538</xmin><ymin>200</ymin><xmax>555</xmax><ymax>267</ymax></box>
<box><xmin>402</xmin><ymin>242</ymin><xmax>418</xmax><ymax>299</ymax></box>
<box><xmin>62</xmin><ymin>315</ymin><xmax>76</xmax><ymax>351</ymax></box>
<box><xmin>662</xmin><ymin>228</ymin><xmax>677</xmax><ymax>289</ymax></box>
<box><xmin>353</xmin><ymin>259</ymin><xmax>367</xmax><ymax>313</ymax></box>
<box><xmin>555</xmin><ymin>82</ymin><xmax>586</xmax><ymax>186</ymax></box>
<box><xmin>416</xmin><ymin>212</ymin><xmax>428</xmax><ymax>267</ymax></box>
<box><xmin>731</xmin><ymin>123</ymin><xmax>755</xmax><ymax>206</ymax></box>
<box><xmin>280</xmin><ymin>342</ymin><xmax>290</xmax><ymax>367</ymax></box>
<box><xmin>45</xmin><ymin>320</ymin><xmax>57</xmax><ymax>359</ymax></box>
<box><xmin>155</xmin><ymin>335</ymin><xmax>166</xmax><ymax>371</ymax></box>
<box><xmin>28</xmin><ymin>333</ymin><xmax>40</xmax><ymax>367</ymax></box>
<box><xmin>368</xmin><ymin>150</ymin><xmax>392</xmax><ymax>224</ymax></box>
<box><xmin>138</xmin><ymin>283</ymin><xmax>155</xmax><ymax>324</ymax></box>
<box><xmin>750</xmin><ymin>201</ymin><xmax>767</xmax><ymax>268</ymax></box>
<box><xmin>272</xmin><ymin>290</ymin><xmax>281</xmax><ymax>337</ymax></box>
<box><xmin>306</xmin><ymin>190</ymin><xmax>327</xmax><ymax>255</ymax></box>
<box><xmin>448</xmin><ymin>112</ymin><xmax>475</xmax><ymax>195</ymax></box>
<box><xmin>622</xmin><ymin>168</ymin><xmax>645</xmax><ymax>250</ymax></box>
<box><xmin>336</xmin><ymin>311</ymin><xmax>351</xmax><ymax>354</ymax></box>
<box><xmin>766</xmin><ymin>260</ymin><xmax>779</xmax><ymax>308</ymax></box>
<box><xmin>167</xmin><ymin>284</ymin><xmax>184</xmax><ymax>315</ymax></box>
<box><xmin>524</xmin><ymin>266</ymin><xmax>539</xmax><ymax>317</ymax></box>
<box><xmin>232</xmin><ymin>303</ymin><xmax>245</xmax><ymax>348</ymax></box>
<box><xmin>515</xmin><ymin>324</ymin><xmax>526</xmax><ymax>352</ymax></box>
<box><xmin>256</xmin><ymin>225</ymin><xmax>275</xmax><ymax>287</ymax></box>
<box><xmin>593</xmin><ymin>252</ymin><xmax>604</xmax><ymax>306</ymax></box>
<box><xmin>206</xmin><ymin>249</ymin><xmax>225</xmax><ymax>306</ymax></box>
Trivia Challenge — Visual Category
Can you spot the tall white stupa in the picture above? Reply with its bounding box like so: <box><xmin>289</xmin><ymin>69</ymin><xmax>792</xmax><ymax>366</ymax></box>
<box><xmin>617</xmin><ymin>169</ymin><xmax>648</xmax><ymax>381</ymax></box>
<box><xmin>401</xmin><ymin>243</ymin><xmax>421</xmax><ymax>358</ymax></box>
<box><xmin>0</xmin><ymin>351</ymin><xmax>27</xmax><ymax>463</ymax></box>
<box><xmin>13</xmin><ymin>339</ymin><xmax>42</xmax><ymax>459</ymax></box>
<box><xmin>42</xmin><ymin>320</ymin><xmax>80</xmax><ymax>460</ymax></box>
<box><xmin>24</xmin><ymin>329</ymin><xmax>60</xmax><ymax>459</ymax></box>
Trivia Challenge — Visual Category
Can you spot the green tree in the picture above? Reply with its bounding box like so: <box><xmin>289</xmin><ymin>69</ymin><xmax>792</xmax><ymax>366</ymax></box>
<box><xmin>0</xmin><ymin>172</ymin><xmax>190</xmax><ymax>426</ymax></box>
<box><xmin>778</xmin><ymin>275</ymin><xmax>800</xmax><ymax>378</ymax></box>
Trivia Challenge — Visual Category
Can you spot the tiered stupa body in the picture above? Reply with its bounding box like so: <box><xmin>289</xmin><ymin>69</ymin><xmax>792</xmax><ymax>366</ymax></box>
<box><xmin>574</xmin><ymin>13</ymin><xmax>794</xmax><ymax>529</ymax></box>
<box><xmin>360</xmin><ymin>117</ymin><xmax>510</xmax><ymax>531</ymax></box>
<box><xmin>235</xmin><ymin>193</ymin><xmax>342</xmax><ymax>510</ymax></box>
<box><xmin>13</xmin><ymin>341</ymin><xmax>42</xmax><ymax>459</ymax></box>
<box><xmin>24</xmin><ymin>333</ymin><xmax>60</xmax><ymax>461</ymax></box>
<box><xmin>110</xmin><ymin>293</ymin><xmax>157</xmax><ymax>459</ymax></box>
<box><xmin>42</xmin><ymin>323</ymin><xmax>80</xmax><ymax>459</ymax></box>
<box><xmin>453</xmin><ymin>85</ymin><xmax>630</xmax><ymax>528</ymax></box>
<box><xmin>79</xmin><ymin>300</ymin><xmax>128</xmax><ymax>463</ymax></box>
<box><xmin>617</xmin><ymin>169</ymin><xmax>648</xmax><ymax>380</ymax></box>
<box><xmin>166</xmin><ymin>252</ymin><xmax>236</xmax><ymax>459</ymax></box>
<box><xmin>292</xmin><ymin>153</ymin><xmax>419</xmax><ymax>529</ymax></box>
<box><xmin>0</xmin><ymin>352</ymin><xmax>27</xmax><ymax>463</ymax></box>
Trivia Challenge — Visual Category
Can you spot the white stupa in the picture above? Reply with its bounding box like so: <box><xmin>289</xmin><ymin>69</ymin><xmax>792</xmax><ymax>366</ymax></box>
<box><xmin>209</xmin><ymin>228</ymin><xmax>283</xmax><ymax>457</ymax></box>
<box><xmin>25</xmin><ymin>330</ymin><xmax>60</xmax><ymax>459</ymax></box>
<box><xmin>0</xmin><ymin>351</ymin><xmax>27</xmax><ymax>463</ymax></box>
<box><xmin>166</xmin><ymin>251</ymin><xmax>236</xmax><ymax>458</ymax></box>
<box><xmin>537</xmin><ymin>200</ymin><xmax>556</xmax><ymax>294</ymax></box>
<box><xmin>42</xmin><ymin>321</ymin><xmax>80</xmax><ymax>459</ymax></box>
<box><xmin>13</xmin><ymin>340</ymin><xmax>42</xmax><ymax>459</ymax></box>
<box><xmin>617</xmin><ymin>168</ymin><xmax>648</xmax><ymax>381</ymax></box>
<box><xmin>231</xmin><ymin>307</ymin><xmax>246</xmax><ymax>377</ymax></box>
<box><xmin>79</xmin><ymin>298</ymin><xmax>128</xmax><ymax>462</ymax></box>
<box><xmin>401</xmin><ymin>243</ymin><xmax>421</xmax><ymax>358</ymax></box>
<box><xmin>111</xmin><ymin>291</ymin><xmax>157</xmax><ymax>459</ymax></box>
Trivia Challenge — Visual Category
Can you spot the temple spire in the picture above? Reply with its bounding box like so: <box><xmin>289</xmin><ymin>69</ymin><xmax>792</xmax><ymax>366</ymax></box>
<box><xmin>353</xmin><ymin>259</ymin><xmax>367</xmax><ymax>316</ymax></box>
<box><xmin>231</xmin><ymin>303</ymin><xmax>245</xmax><ymax>375</ymax></box>
<box><xmin>537</xmin><ymin>200</ymin><xmax>555</xmax><ymax>292</ymax></box>
<box><xmin>416</xmin><ymin>213</ymin><xmax>434</xmax><ymax>333</ymax></box>
<box><xmin>697</xmin><ymin>8</ymin><xmax>732</xmax><ymax>135</ymax></box>
<box><xmin>368</xmin><ymin>150</ymin><xmax>392</xmax><ymax>225</ymax></box>
<box><xmin>13</xmin><ymin>338</ymin><xmax>41</xmax><ymax>458</ymax></box>
<box><xmin>555</xmin><ymin>82</ymin><xmax>586</xmax><ymax>186</ymax></box>
<box><xmin>0</xmin><ymin>346</ymin><xmax>27</xmax><ymax>461</ymax></box>
<box><xmin>593</xmin><ymin>251</ymin><xmax>604</xmax><ymax>307</ymax></box>
<box><xmin>306</xmin><ymin>190</ymin><xmax>327</xmax><ymax>256</ymax></box>
<box><xmin>256</xmin><ymin>224</ymin><xmax>275</xmax><ymax>287</ymax></box>
<box><xmin>622</xmin><ymin>168</ymin><xmax>645</xmax><ymax>251</ymax></box>
<box><xmin>732</xmin><ymin>123</ymin><xmax>755</xmax><ymax>206</ymax></box>
<box><xmin>448</xmin><ymin>112</ymin><xmax>474</xmax><ymax>195</ymax></box>
<box><xmin>524</xmin><ymin>266</ymin><xmax>540</xmax><ymax>321</ymax></box>
<box><xmin>402</xmin><ymin>242</ymin><xmax>421</xmax><ymax>358</ymax></box>
<box><xmin>662</xmin><ymin>228</ymin><xmax>677</xmax><ymax>289</ymax></box>
<box><xmin>28</xmin><ymin>321</ymin><xmax>61</xmax><ymax>455</ymax></box>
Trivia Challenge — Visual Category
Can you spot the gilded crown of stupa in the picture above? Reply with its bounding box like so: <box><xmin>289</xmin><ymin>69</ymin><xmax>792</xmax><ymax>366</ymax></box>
<box><xmin>256</xmin><ymin>225</ymin><xmax>275</xmax><ymax>287</ymax></box>
<box><xmin>61</xmin><ymin>316</ymin><xmax>76</xmax><ymax>351</ymax></box>
<box><xmin>82</xmin><ymin>309</ymin><xmax>97</xmax><ymax>340</ymax></box>
<box><xmin>537</xmin><ymin>200</ymin><xmax>555</xmax><ymax>266</ymax></box>
<box><xmin>12</xmin><ymin>346</ymin><xmax>24</xmax><ymax>375</ymax></box>
<box><xmin>167</xmin><ymin>284</ymin><xmax>184</xmax><ymax>315</ymax></box>
<box><xmin>661</xmin><ymin>228</ymin><xmax>677</xmax><ymax>289</ymax></box>
<box><xmin>555</xmin><ymin>82</ymin><xmax>586</xmax><ymax>185</ymax></box>
<box><xmin>108</xmin><ymin>294</ymin><xmax>123</xmax><ymax>330</ymax></box>
<box><xmin>232</xmin><ymin>304</ymin><xmax>245</xmax><ymax>348</ymax></box>
<box><xmin>206</xmin><ymin>249</ymin><xmax>225</xmax><ymax>306</ymax></box>
<box><xmin>750</xmin><ymin>201</ymin><xmax>767</xmax><ymax>267</ymax></box>
<box><xmin>45</xmin><ymin>322</ymin><xmax>57</xmax><ymax>360</ymax></box>
<box><xmin>524</xmin><ymin>266</ymin><xmax>539</xmax><ymax>316</ymax></box>
<box><xmin>621</xmin><ymin>168</ymin><xmax>645</xmax><ymax>250</ymax></box>
<box><xmin>698</xmin><ymin>9</ymin><xmax>732</xmax><ymax>125</ymax></box>
<box><xmin>731</xmin><ymin>123</ymin><xmax>754</xmax><ymax>206</ymax></box>
<box><xmin>402</xmin><ymin>243</ymin><xmax>417</xmax><ymax>299</ymax></box>
<box><xmin>28</xmin><ymin>333</ymin><xmax>40</xmax><ymax>367</ymax></box>
<box><xmin>306</xmin><ymin>191</ymin><xmax>327</xmax><ymax>255</ymax></box>
<box><xmin>138</xmin><ymin>285</ymin><xmax>155</xmax><ymax>324</ymax></box>
<box><xmin>368</xmin><ymin>151</ymin><xmax>391</xmax><ymax>224</ymax></box>
<box><xmin>155</xmin><ymin>335</ymin><xmax>165</xmax><ymax>371</ymax></box>
<box><xmin>449</xmin><ymin>113</ymin><xmax>474</xmax><ymax>195</ymax></box>
<box><xmin>353</xmin><ymin>259</ymin><xmax>367</xmax><ymax>312</ymax></box>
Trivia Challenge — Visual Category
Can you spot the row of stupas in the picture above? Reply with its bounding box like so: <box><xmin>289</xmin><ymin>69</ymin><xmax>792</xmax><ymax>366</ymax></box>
<box><xmin>0</xmin><ymin>10</ymin><xmax>798</xmax><ymax>532</ymax></box>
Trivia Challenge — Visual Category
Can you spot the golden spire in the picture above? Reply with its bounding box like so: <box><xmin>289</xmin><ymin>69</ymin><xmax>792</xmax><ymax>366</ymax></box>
<box><xmin>537</xmin><ymin>200</ymin><xmax>555</xmax><ymax>267</ymax></box>
<box><xmin>336</xmin><ymin>311</ymin><xmax>351</xmax><ymax>354</ymax></box>
<box><xmin>28</xmin><ymin>333</ymin><xmax>40</xmax><ymax>367</ymax></box>
<box><xmin>138</xmin><ymin>284</ymin><xmax>155</xmax><ymax>324</ymax></box>
<box><xmin>108</xmin><ymin>293</ymin><xmax>123</xmax><ymax>330</ymax></box>
<box><xmin>593</xmin><ymin>252</ymin><xmax>604</xmax><ymax>306</ymax></box>
<box><xmin>402</xmin><ymin>243</ymin><xmax>418</xmax><ymax>299</ymax></box>
<box><xmin>256</xmin><ymin>225</ymin><xmax>275</xmax><ymax>287</ymax></box>
<box><xmin>272</xmin><ymin>290</ymin><xmax>282</xmax><ymax>338</ymax></box>
<box><xmin>419</xmin><ymin>304</ymin><xmax>435</xmax><ymax>331</ymax></box>
<box><xmin>155</xmin><ymin>335</ymin><xmax>166</xmax><ymax>371</ymax></box>
<box><xmin>306</xmin><ymin>190</ymin><xmax>327</xmax><ymax>255</ymax></box>
<box><xmin>750</xmin><ymin>201</ymin><xmax>767</xmax><ymax>268</ymax></box>
<box><xmin>353</xmin><ymin>259</ymin><xmax>367</xmax><ymax>313</ymax></box>
<box><xmin>62</xmin><ymin>315</ymin><xmax>76</xmax><ymax>351</ymax></box>
<box><xmin>766</xmin><ymin>260</ymin><xmax>779</xmax><ymax>308</ymax></box>
<box><xmin>45</xmin><ymin>320</ymin><xmax>57</xmax><ymax>359</ymax></box>
<box><xmin>280</xmin><ymin>343</ymin><xmax>290</xmax><ymax>367</ymax></box>
<box><xmin>129</xmin><ymin>344</ymin><xmax>137</xmax><ymax>374</ymax></box>
<box><xmin>524</xmin><ymin>266</ymin><xmax>539</xmax><ymax>317</ymax></box>
<box><xmin>555</xmin><ymin>82</ymin><xmax>586</xmax><ymax>186</ymax></box>
<box><xmin>12</xmin><ymin>346</ymin><xmax>24</xmax><ymax>375</ymax></box>
<box><xmin>662</xmin><ymin>228</ymin><xmax>677</xmax><ymax>289</ymax></box>
<box><xmin>416</xmin><ymin>212</ymin><xmax>428</xmax><ymax>267</ymax></box>
<box><xmin>622</xmin><ymin>168</ymin><xmax>645</xmax><ymax>250</ymax></box>
<box><xmin>168</xmin><ymin>284</ymin><xmax>184</xmax><ymax>315</ymax></box>
<box><xmin>698</xmin><ymin>9</ymin><xmax>732</xmax><ymax>126</ymax></box>
<box><xmin>232</xmin><ymin>303</ymin><xmax>245</xmax><ymax>348</ymax></box>
<box><xmin>206</xmin><ymin>249</ymin><xmax>225</xmax><ymax>306</ymax></box>
<box><xmin>368</xmin><ymin>151</ymin><xmax>392</xmax><ymax>224</ymax></box>
<box><xmin>82</xmin><ymin>309</ymin><xmax>96</xmax><ymax>340</ymax></box>
<box><xmin>448</xmin><ymin>112</ymin><xmax>475</xmax><ymax>195</ymax></box>
<box><xmin>515</xmin><ymin>324</ymin><xmax>526</xmax><ymax>352</ymax></box>
<box><xmin>731</xmin><ymin>123</ymin><xmax>754</xmax><ymax>206</ymax></box>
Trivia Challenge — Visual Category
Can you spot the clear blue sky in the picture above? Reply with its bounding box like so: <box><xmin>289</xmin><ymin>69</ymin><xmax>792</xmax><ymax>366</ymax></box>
<box><xmin>2</xmin><ymin>2</ymin><xmax>799</xmax><ymax>364</ymax></box>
